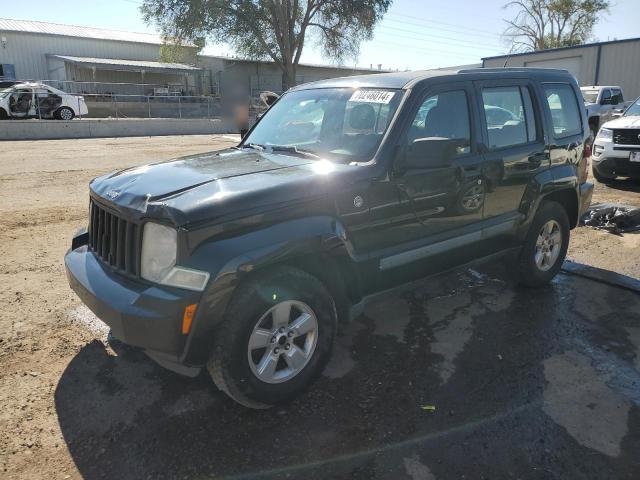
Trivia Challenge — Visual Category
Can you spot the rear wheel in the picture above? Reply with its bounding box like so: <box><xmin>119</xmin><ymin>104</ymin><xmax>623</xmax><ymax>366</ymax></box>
<box><xmin>518</xmin><ymin>201</ymin><xmax>569</xmax><ymax>287</ymax></box>
<box><xmin>207</xmin><ymin>266</ymin><xmax>337</xmax><ymax>408</ymax></box>
<box><xmin>55</xmin><ymin>107</ymin><xmax>74</xmax><ymax>121</ymax></box>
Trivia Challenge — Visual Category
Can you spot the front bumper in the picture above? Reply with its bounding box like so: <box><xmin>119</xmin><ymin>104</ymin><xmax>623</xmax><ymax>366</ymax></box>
<box><xmin>65</xmin><ymin>237</ymin><xmax>202</xmax><ymax>367</ymax></box>
<box><xmin>592</xmin><ymin>142</ymin><xmax>640</xmax><ymax>178</ymax></box>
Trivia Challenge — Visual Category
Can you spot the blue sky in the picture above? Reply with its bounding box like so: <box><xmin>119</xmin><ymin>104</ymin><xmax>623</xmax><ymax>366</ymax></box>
<box><xmin>2</xmin><ymin>0</ymin><xmax>638</xmax><ymax>70</ymax></box>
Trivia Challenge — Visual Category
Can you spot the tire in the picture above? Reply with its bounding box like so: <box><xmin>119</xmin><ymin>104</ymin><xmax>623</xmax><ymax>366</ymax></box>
<box><xmin>517</xmin><ymin>201</ymin><xmax>570</xmax><ymax>287</ymax></box>
<box><xmin>55</xmin><ymin>107</ymin><xmax>74</xmax><ymax>121</ymax></box>
<box><xmin>0</xmin><ymin>108</ymin><xmax>8</xmax><ymax>120</ymax></box>
<box><xmin>592</xmin><ymin>165</ymin><xmax>615</xmax><ymax>184</ymax></box>
<box><xmin>207</xmin><ymin>266</ymin><xmax>337</xmax><ymax>408</ymax></box>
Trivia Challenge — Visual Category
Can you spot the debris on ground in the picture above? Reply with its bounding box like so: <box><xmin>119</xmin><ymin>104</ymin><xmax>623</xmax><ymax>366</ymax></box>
<box><xmin>582</xmin><ymin>203</ymin><xmax>640</xmax><ymax>234</ymax></box>
<box><xmin>421</xmin><ymin>405</ymin><xmax>436</xmax><ymax>412</ymax></box>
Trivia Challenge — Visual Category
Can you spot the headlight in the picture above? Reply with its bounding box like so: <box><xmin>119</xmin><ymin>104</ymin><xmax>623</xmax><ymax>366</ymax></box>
<box><xmin>141</xmin><ymin>222</ymin><xmax>209</xmax><ymax>291</ymax></box>
<box><xmin>596</xmin><ymin>127</ymin><xmax>613</xmax><ymax>140</ymax></box>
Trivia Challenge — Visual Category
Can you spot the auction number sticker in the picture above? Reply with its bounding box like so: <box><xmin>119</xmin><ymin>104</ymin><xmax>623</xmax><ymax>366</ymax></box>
<box><xmin>349</xmin><ymin>89</ymin><xmax>395</xmax><ymax>104</ymax></box>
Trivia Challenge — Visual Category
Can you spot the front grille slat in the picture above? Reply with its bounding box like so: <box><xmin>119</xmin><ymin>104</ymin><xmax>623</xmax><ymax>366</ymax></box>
<box><xmin>613</xmin><ymin>129</ymin><xmax>640</xmax><ymax>145</ymax></box>
<box><xmin>97</xmin><ymin>208</ymin><xmax>104</xmax><ymax>256</ymax></box>
<box><xmin>88</xmin><ymin>199</ymin><xmax>139</xmax><ymax>277</ymax></box>
<box><xmin>117</xmin><ymin>218</ymin><xmax>126</xmax><ymax>270</ymax></box>
<box><xmin>109</xmin><ymin>214</ymin><xmax>117</xmax><ymax>265</ymax></box>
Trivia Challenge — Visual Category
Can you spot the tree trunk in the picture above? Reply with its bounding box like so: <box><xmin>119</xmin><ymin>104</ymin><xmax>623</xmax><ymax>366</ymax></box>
<box><xmin>281</xmin><ymin>62</ymin><xmax>297</xmax><ymax>92</ymax></box>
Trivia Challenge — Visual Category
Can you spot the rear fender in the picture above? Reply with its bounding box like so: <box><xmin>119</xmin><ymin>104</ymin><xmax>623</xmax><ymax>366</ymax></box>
<box><xmin>180</xmin><ymin>216</ymin><xmax>353</xmax><ymax>365</ymax></box>
<box><xmin>518</xmin><ymin>165</ymin><xmax>579</xmax><ymax>237</ymax></box>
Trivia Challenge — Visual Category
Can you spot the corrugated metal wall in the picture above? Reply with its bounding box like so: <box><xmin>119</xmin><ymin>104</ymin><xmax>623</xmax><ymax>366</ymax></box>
<box><xmin>0</xmin><ymin>31</ymin><xmax>162</xmax><ymax>80</ymax></box>
<box><xmin>482</xmin><ymin>40</ymin><xmax>640</xmax><ymax>99</ymax></box>
<box><xmin>598</xmin><ymin>41</ymin><xmax>640</xmax><ymax>101</ymax></box>
<box><xmin>198</xmin><ymin>55</ymin><xmax>380</xmax><ymax>97</ymax></box>
<box><xmin>483</xmin><ymin>46</ymin><xmax>599</xmax><ymax>85</ymax></box>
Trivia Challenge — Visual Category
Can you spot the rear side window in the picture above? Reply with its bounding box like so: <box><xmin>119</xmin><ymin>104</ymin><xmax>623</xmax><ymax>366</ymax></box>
<box><xmin>481</xmin><ymin>86</ymin><xmax>537</xmax><ymax>149</ymax></box>
<box><xmin>612</xmin><ymin>88</ymin><xmax>623</xmax><ymax>102</ymax></box>
<box><xmin>543</xmin><ymin>84</ymin><xmax>582</xmax><ymax>138</ymax></box>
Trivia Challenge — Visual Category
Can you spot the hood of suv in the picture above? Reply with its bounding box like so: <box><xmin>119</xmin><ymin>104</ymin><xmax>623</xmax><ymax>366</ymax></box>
<box><xmin>602</xmin><ymin>116</ymin><xmax>640</xmax><ymax>130</ymax></box>
<box><xmin>90</xmin><ymin>148</ymin><xmax>350</xmax><ymax>226</ymax></box>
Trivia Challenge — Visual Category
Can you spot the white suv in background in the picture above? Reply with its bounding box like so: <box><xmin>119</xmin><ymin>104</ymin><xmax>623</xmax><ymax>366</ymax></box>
<box><xmin>592</xmin><ymin>96</ymin><xmax>640</xmax><ymax>182</ymax></box>
<box><xmin>0</xmin><ymin>82</ymin><xmax>88</xmax><ymax>120</ymax></box>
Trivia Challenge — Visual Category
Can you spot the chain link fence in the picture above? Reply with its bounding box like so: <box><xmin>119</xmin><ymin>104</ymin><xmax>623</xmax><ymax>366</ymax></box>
<box><xmin>82</xmin><ymin>94</ymin><xmax>222</xmax><ymax>119</ymax></box>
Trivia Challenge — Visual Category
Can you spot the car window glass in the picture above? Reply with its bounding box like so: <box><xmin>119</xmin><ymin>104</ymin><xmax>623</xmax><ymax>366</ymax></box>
<box><xmin>481</xmin><ymin>86</ymin><xmax>533</xmax><ymax>149</ymax></box>
<box><xmin>406</xmin><ymin>90</ymin><xmax>471</xmax><ymax>161</ymax></box>
<box><xmin>601</xmin><ymin>89</ymin><xmax>612</xmax><ymax>101</ymax></box>
<box><xmin>612</xmin><ymin>88</ymin><xmax>623</xmax><ymax>102</ymax></box>
<box><xmin>244</xmin><ymin>87</ymin><xmax>402</xmax><ymax>162</ymax></box>
<box><xmin>543</xmin><ymin>84</ymin><xmax>582</xmax><ymax>138</ymax></box>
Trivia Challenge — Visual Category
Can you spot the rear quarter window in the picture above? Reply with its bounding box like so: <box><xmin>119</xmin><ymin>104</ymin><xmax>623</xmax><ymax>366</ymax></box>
<box><xmin>543</xmin><ymin>84</ymin><xmax>582</xmax><ymax>138</ymax></box>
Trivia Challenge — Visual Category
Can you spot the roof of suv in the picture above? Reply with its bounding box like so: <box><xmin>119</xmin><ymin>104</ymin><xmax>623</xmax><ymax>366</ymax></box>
<box><xmin>292</xmin><ymin>67</ymin><xmax>574</xmax><ymax>91</ymax></box>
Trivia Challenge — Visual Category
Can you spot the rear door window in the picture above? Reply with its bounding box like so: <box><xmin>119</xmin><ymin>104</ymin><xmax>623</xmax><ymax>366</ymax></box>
<box><xmin>481</xmin><ymin>86</ymin><xmax>537</xmax><ymax>149</ymax></box>
<box><xmin>543</xmin><ymin>84</ymin><xmax>582</xmax><ymax>138</ymax></box>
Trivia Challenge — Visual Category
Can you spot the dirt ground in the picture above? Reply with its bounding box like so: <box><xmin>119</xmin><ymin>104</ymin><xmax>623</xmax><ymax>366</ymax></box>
<box><xmin>1</xmin><ymin>135</ymin><xmax>639</xmax><ymax>479</ymax></box>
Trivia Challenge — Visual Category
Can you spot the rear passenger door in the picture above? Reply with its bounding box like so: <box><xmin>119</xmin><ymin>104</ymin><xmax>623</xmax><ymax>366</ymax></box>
<box><xmin>541</xmin><ymin>82</ymin><xmax>585</xmax><ymax>169</ymax></box>
<box><xmin>474</xmin><ymin>79</ymin><xmax>547</xmax><ymax>223</ymax></box>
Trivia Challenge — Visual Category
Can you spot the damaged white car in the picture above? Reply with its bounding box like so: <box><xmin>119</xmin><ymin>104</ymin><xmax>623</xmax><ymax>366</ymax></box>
<box><xmin>0</xmin><ymin>82</ymin><xmax>88</xmax><ymax>120</ymax></box>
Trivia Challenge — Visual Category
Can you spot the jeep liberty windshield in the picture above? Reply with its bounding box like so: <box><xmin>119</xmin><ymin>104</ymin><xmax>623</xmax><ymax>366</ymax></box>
<box><xmin>242</xmin><ymin>87</ymin><xmax>403</xmax><ymax>163</ymax></box>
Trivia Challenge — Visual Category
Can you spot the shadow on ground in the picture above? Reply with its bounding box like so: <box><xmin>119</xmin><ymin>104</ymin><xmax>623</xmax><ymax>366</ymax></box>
<box><xmin>55</xmin><ymin>264</ymin><xmax>640</xmax><ymax>479</ymax></box>
<box><xmin>598</xmin><ymin>177</ymin><xmax>640</xmax><ymax>195</ymax></box>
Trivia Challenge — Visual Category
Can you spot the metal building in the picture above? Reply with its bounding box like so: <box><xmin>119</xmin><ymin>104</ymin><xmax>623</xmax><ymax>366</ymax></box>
<box><xmin>198</xmin><ymin>55</ymin><xmax>385</xmax><ymax>98</ymax></box>
<box><xmin>0</xmin><ymin>18</ymin><xmax>202</xmax><ymax>95</ymax></box>
<box><xmin>482</xmin><ymin>37</ymin><xmax>640</xmax><ymax>100</ymax></box>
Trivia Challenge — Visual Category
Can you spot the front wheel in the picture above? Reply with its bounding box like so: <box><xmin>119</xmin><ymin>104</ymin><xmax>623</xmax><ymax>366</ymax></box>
<box><xmin>207</xmin><ymin>266</ymin><xmax>337</xmax><ymax>408</ymax></box>
<box><xmin>592</xmin><ymin>165</ymin><xmax>616</xmax><ymax>184</ymax></box>
<box><xmin>517</xmin><ymin>201</ymin><xmax>569</xmax><ymax>287</ymax></box>
<box><xmin>0</xmin><ymin>108</ymin><xmax>8</xmax><ymax>120</ymax></box>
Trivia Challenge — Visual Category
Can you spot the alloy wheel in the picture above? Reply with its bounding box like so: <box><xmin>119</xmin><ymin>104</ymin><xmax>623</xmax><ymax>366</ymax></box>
<box><xmin>247</xmin><ymin>300</ymin><xmax>318</xmax><ymax>384</ymax></box>
<box><xmin>535</xmin><ymin>220</ymin><xmax>562</xmax><ymax>271</ymax></box>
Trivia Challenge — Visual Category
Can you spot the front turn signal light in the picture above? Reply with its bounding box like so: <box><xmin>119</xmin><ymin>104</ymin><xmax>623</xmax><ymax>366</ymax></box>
<box><xmin>182</xmin><ymin>304</ymin><xmax>198</xmax><ymax>335</ymax></box>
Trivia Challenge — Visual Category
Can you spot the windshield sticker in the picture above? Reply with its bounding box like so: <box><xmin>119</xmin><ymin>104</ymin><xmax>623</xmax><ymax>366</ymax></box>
<box><xmin>349</xmin><ymin>89</ymin><xmax>395</xmax><ymax>104</ymax></box>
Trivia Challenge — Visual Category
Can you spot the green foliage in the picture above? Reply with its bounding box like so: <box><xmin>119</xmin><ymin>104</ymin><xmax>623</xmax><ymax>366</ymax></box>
<box><xmin>141</xmin><ymin>0</ymin><xmax>391</xmax><ymax>89</ymax></box>
<box><xmin>503</xmin><ymin>0</ymin><xmax>610</xmax><ymax>51</ymax></box>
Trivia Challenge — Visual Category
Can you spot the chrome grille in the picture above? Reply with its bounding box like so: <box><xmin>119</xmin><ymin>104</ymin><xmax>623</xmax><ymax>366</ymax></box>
<box><xmin>613</xmin><ymin>129</ymin><xmax>640</xmax><ymax>146</ymax></box>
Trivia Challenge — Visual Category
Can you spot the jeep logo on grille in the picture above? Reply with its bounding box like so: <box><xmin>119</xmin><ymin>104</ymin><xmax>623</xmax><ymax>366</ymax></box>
<box><xmin>105</xmin><ymin>189</ymin><xmax>120</xmax><ymax>199</ymax></box>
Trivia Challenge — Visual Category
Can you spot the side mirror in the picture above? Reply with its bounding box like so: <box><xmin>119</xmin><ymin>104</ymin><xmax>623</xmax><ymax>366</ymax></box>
<box><xmin>397</xmin><ymin>138</ymin><xmax>461</xmax><ymax>171</ymax></box>
<box><xmin>259</xmin><ymin>91</ymin><xmax>279</xmax><ymax>107</ymax></box>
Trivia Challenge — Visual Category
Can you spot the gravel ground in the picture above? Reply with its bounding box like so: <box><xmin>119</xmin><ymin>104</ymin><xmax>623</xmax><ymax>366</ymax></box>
<box><xmin>0</xmin><ymin>136</ymin><xmax>639</xmax><ymax>479</ymax></box>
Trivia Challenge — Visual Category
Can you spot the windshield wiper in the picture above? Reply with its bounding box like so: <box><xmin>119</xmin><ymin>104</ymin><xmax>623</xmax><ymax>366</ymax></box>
<box><xmin>241</xmin><ymin>142</ymin><xmax>266</xmax><ymax>151</ymax></box>
<box><xmin>266</xmin><ymin>145</ymin><xmax>319</xmax><ymax>159</ymax></box>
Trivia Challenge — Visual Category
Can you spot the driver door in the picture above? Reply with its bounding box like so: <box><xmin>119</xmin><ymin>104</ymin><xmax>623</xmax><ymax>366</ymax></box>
<box><xmin>365</xmin><ymin>82</ymin><xmax>486</xmax><ymax>268</ymax></box>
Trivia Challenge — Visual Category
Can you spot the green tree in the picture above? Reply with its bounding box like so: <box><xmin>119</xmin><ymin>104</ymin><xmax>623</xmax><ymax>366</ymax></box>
<box><xmin>503</xmin><ymin>0</ymin><xmax>609</xmax><ymax>51</ymax></box>
<box><xmin>158</xmin><ymin>37</ymin><xmax>205</xmax><ymax>63</ymax></box>
<box><xmin>142</xmin><ymin>0</ymin><xmax>392</xmax><ymax>91</ymax></box>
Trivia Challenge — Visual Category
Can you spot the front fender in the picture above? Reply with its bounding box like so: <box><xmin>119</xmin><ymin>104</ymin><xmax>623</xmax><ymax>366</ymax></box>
<box><xmin>179</xmin><ymin>216</ymin><xmax>351</xmax><ymax>365</ymax></box>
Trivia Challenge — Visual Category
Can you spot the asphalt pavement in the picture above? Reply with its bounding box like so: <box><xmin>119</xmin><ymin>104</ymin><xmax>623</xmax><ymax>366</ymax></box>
<box><xmin>54</xmin><ymin>262</ymin><xmax>640</xmax><ymax>479</ymax></box>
